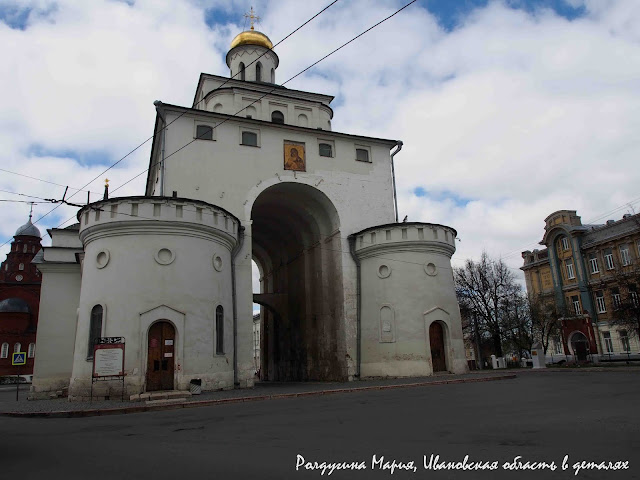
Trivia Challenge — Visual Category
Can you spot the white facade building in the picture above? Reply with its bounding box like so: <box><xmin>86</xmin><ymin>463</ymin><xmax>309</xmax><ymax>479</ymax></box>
<box><xmin>31</xmin><ymin>27</ymin><xmax>467</xmax><ymax>400</ymax></box>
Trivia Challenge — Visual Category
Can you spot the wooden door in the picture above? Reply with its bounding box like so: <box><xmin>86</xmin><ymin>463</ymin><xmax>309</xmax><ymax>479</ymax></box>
<box><xmin>146</xmin><ymin>321</ymin><xmax>175</xmax><ymax>391</ymax></box>
<box><xmin>429</xmin><ymin>322</ymin><xmax>447</xmax><ymax>372</ymax></box>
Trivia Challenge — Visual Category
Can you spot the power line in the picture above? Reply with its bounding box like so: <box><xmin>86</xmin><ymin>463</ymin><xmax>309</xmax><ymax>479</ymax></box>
<box><xmin>499</xmin><ymin>194</ymin><xmax>640</xmax><ymax>261</ymax></box>
<box><xmin>0</xmin><ymin>199</ymin><xmax>49</xmax><ymax>204</ymax></box>
<box><xmin>68</xmin><ymin>0</ymin><xmax>342</xmax><ymax>203</ymax></box>
<box><xmin>0</xmin><ymin>168</ymin><xmax>101</xmax><ymax>196</ymax></box>
<box><xmin>0</xmin><ymin>189</ymin><xmax>53</xmax><ymax>202</ymax></box>
<box><xmin>109</xmin><ymin>0</ymin><xmax>418</xmax><ymax>196</ymax></box>
<box><xmin>0</xmin><ymin>2</ymin><xmax>341</xmax><ymax>247</ymax></box>
<box><xmin>52</xmin><ymin>0</ymin><xmax>418</xmax><ymax>229</ymax></box>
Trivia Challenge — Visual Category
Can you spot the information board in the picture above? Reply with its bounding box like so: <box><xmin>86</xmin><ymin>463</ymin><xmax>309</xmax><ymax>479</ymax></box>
<box><xmin>93</xmin><ymin>343</ymin><xmax>125</xmax><ymax>377</ymax></box>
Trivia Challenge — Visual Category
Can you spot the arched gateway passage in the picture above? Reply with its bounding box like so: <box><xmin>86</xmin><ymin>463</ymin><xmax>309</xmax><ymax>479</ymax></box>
<box><xmin>251</xmin><ymin>183</ymin><xmax>344</xmax><ymax>381</ymax></box>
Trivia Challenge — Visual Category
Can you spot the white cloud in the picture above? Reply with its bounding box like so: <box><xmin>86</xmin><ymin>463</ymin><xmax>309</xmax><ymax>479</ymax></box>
<box><xmin>1</xmin><ymin>0</ymin><xmax>639</xmax><ymax>281</ymax></box>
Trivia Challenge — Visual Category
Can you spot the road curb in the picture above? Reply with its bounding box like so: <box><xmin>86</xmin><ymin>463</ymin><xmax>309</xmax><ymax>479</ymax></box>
<box><xmin>1</xmin><ymin>374</ymin><xmax>516</xmax><ymax>419</ymax></box>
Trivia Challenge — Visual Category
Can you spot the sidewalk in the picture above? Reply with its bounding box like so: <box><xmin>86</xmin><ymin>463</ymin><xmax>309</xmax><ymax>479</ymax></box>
<box><xmin>0</xmin><ymin>372</ymin><xmax>515</xmax><ymax>418</ymax></box>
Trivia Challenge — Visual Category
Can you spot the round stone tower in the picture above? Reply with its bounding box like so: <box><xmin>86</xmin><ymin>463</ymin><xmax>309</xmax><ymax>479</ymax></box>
<box><xmin>68</xmin><ymin>196</ymin><xmax>244</xmax><ymax>399</ymax></box>
<box><xmin>352</xmin><ymin>222</ymin><xmax>468</xmax><ymax>377</ymax></box>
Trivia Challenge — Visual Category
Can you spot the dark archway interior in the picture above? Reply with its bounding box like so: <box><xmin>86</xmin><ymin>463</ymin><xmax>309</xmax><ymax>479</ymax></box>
<box><xmin>251</xmin><ymin>183</ymin><xmax>344</xmax><ymax>381</ymax></box>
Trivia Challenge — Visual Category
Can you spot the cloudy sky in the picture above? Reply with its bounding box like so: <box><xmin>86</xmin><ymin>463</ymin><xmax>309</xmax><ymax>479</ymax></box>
<box><xmin>1</xmin><ymin>0</ymin><xmax>639</xmax><ymax>284</ymax></box>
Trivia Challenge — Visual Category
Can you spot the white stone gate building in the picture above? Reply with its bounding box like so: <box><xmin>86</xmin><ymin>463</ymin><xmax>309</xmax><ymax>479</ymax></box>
<box><xmin>31</xmin><ymin>27</ymin><xmax>467</xmax><ymax>400</ymax></box>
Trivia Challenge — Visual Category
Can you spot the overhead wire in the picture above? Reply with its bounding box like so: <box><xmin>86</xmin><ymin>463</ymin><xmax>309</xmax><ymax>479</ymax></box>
<box><xmin>498</xmin><ymin>194</ymin><xmax>640</xmax><ymax>261</ymax></box>
<box><xmin>109</xmin><ymin>0</ymin><xmax>419</xmax><ymax>196</ymax></box>
<box><xmin>54</xmin><ymin>0</ymin><xmax>418</xmax><ymax>227</ymax></box>
<box><xmin>0</xmin><ymin>168</ymin><xmax>101</xmax><ymax>196</ymax></box>
<box><xmin>0</xmin><ymin>1</ymin><xmax>342</xmax><ymax>248</ymax></box>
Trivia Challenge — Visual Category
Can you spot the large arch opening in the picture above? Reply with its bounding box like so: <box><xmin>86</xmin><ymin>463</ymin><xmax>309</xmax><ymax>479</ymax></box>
<box><xmin>251</xmin><ymin>182</ymin><xmax>344</xmax><ymax>381</ymax></box>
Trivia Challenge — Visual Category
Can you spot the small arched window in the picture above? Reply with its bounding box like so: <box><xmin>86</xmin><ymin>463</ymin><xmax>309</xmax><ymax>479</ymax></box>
<box><xmin>271</xmin><ymin>110</ymin><xmax>284</xmax><ymax>124</ymax></box>
<box><xmin>88</xmin><ymin>305</ymin><xmax>103</xmax><ymax>358</ymax></box>
<box><xmin>19</xmin><ymin>263</ymin><xmax>24</xmax><ymax>271</ymax></box>
<box><xmin>0</xmin><ymin>343</ymin><xmax>8</xmax><ymax>358</ymax></box>
<box><xmin>14</xmin><ymin>342</ymin><xmax>21</xmax><ymax>353</ymax></box>
<box><xmin>256</xmin><ymin>62</ymin><xmax>262</xmax><ymax>82</ymax></box>
<box><xmin>215</xmin><ymin>305</ymin><xmax>224</xmax><ymax>354</ymax></box>
<box><xmin>23</xmin><ymin>244</ymin><xmax>28</xmax><ymax>253</ymax></box>
<box><xmin>239</xmin><ymin>62</ymin><xmax>245</xmax><ymax>81</ymax></box>
<box><xmin>28</xmin><ymin>343</ymin><xmax>35</xmax><ymax>358</ymax></box>
<box><xmin>271</xmin><ymin>68</ymin><xmax>275</xmax><ymax>83</ymax></box>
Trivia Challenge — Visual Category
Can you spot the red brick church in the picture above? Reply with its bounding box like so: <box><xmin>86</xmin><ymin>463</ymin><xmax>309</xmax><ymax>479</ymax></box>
<box><xmin>0</xmin><ymin>212</ymin><xmax>43</xmax><ymax>377</ymax></box>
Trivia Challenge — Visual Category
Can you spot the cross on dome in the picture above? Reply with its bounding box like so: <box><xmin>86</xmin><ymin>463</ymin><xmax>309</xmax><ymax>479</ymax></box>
<box><xmin>244</xmin><ymin>6</ymin><xmax>260</xmax><ymax>31</ymax></box>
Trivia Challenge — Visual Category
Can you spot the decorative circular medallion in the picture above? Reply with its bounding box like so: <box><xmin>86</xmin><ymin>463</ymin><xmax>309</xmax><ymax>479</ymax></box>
<box><xmin>96</xmin><ymin>250</ymin><xmax>110</xmax><ymax>269</ymax></box>
<box><xmin>377</xmin><ymin>264</ymin><xmax>391</xmax><ymax>278</ymax></box>
<box><xmin>15</xmin><ymin>274</ymin><xmax>23</xmax><ymax>281</ymax></box>
<box><xmin>424</xmin><ymin>262</ymin><xmax>437</xmax><ymax>276</ymax></box>
<box><xmin>212</xmin><ymin>254</ymin><xmax>223</xmax><ymax>272</ymax></box>
<box><xmin>154</xmin><ymin>248</ymin><xmax>175</xmax><ymax>265</ymax></box>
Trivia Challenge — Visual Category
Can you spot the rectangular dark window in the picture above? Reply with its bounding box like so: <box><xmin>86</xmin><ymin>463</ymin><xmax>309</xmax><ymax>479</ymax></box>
<box><xmin>319</xmin><ymin>143</ymin><xmax>333</xmax><ymax>157</ymax></box>
<box><xmin>196</xmin><ymin>125</ymin><xmax>213</xmax><ymax>140</ymax></box>
<box><xmin>215</xmin><ymin>305</ymin><xmax>224</xmax><ymax>354</ymax></box>
<box><xmin>241</xmin><ymin>131</ymin><xmax>258</xmax><ymax>146</ymax></box>
<box><xmin>88</xmin><ymin>305</ymin><xmax>103</xmax><ymax>359</ymax></box>
<box><xmin>355</xmin><ymin>148</ymin><xmax>369</xmax><ymax>162</ymax></box>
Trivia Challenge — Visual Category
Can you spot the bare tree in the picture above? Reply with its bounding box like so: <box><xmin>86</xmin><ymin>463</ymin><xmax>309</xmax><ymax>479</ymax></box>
<box><xmin>502</xmin><ymin>291</ymin><xmax>533</xmax><ymax>358</ymax></box>
<box><xmin>454</xmin><ymin>252</ymin><xmax>523</xmax><ymax>357</ymax></box>
<box><xmin>604</xmin><ymin>265</ymin><xmax>640</xmax><ymax>340</ymax></box>
<box><xmin>528</xmin><ymin>295</ymin><xmax>561</xmax><ymax>354</ymax></box>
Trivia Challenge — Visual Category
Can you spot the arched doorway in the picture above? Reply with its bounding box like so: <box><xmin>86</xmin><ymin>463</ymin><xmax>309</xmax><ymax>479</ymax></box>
<box><xmin>429</xmin><ymin>322</ymin><xmax>447</xmax><ymax>372</ymax></box>
<box><xmin>251</xmin><ymin>182</ymin><xmax>343</xmax><ymax>381</ymax></box>
<box><xmin>146</xmin><ymin>321</ymin><xmax>175</xmax><ymax>391</ymax></box>
<box><xmin>569</xmin><ymin>331</ymin><xmax>589</xmax><ymax>362</ymax></box>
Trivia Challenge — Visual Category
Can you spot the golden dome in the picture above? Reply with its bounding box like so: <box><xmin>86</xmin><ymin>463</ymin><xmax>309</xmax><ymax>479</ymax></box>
<box><xmin>230</xmin><ymin>29</ymin><xmax>273</xmax><ymax>50</ymax></box>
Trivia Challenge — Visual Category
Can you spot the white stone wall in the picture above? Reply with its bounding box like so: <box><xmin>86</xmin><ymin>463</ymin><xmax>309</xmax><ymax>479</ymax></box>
<box><xmin>149</xmin><ymin>108</ymin><xmax>397</xmax><ymax>381</ymax></box>
<box><xmin>228</xmin><ymin>46</ymin><xmax>278</xmax><ymax>83</ymax></box>
<box><xmin>30</xmin><ymin>265</ymin><xmax>82</xmax><ymax>397</ymax></box>
<box><xmin>31</xmin><ymin>228</ymin><xmax>84</xmax><ymax>398</ymax></box>
<box><xmin>67</xmin><ymin>198</ymin><xmax>242</xmax><ymax>398</ymax></box>
<box><xmin>195</xmin><ymin>74</ymin><xmax>334</xmax><ymax>130</ymax></box>
<box><xmin>354</xmin><ymin>223</ymin><xmax>468</xmax><ymax>377</ymax></box>
<box><xmin>157</xmin><ymin>108</ymin><xmax>396</xmax><ymax>228</ymax></box>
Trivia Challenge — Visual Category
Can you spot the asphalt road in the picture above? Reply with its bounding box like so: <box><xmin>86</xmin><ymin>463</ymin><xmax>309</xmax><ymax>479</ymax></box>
<box><xmin>1</xmin><ymin>371</ymin><xmax>638</xmax><ymax>480</ymax></box>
